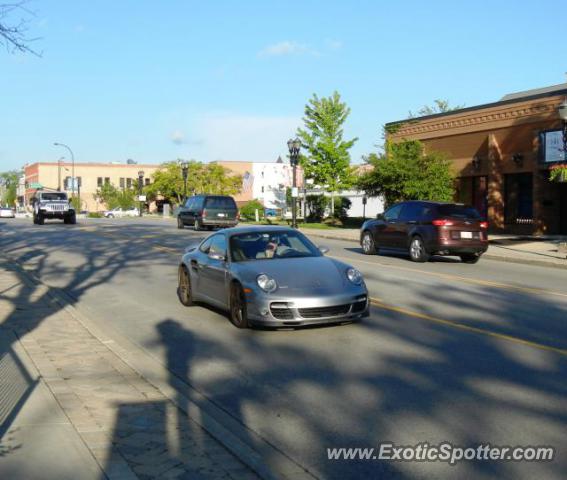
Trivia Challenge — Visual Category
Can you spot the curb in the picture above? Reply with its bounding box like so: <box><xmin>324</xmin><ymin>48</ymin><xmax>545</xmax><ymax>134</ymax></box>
<box><xmin>302</xmin><ymin>230</ymin><xmax>567</xmax><ymax>270</ymax></box>
<box><xmin>6</xmin><ymin>256</ymin><xmax>316</xmax><ymax>480</ymax></box>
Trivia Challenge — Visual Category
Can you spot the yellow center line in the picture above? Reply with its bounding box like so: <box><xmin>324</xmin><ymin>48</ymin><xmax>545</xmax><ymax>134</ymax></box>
<box><xmin>369</xmin><ymin>298</ymin><xmax>567</xmax><ymax>356</ymax></box>
<box><xmin>331</xmin><ymin>254</ymin><xmax>567</xmax><ymax>299</ymax></box>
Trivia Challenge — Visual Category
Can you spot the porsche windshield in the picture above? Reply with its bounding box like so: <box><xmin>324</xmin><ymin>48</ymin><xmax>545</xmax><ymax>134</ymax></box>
<box><xmin>230</xmin><ymin>231</ymin><xmax>321</xmax><ymax>262</ymax></box>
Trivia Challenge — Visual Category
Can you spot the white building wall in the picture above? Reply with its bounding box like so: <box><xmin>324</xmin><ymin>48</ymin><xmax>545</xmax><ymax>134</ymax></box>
<box><xmin>342</xmin><ymin>190</ymin><xmax>384</xmax><ymax>218</ymax></box>
<box><xmin>252</xmin><ymin>163</ymin><xmax>293</xmax><ymax>210</ymax></box>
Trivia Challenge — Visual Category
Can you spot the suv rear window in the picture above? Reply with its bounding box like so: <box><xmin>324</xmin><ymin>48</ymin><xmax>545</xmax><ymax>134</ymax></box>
<box><xmin>438</xmin><ymin>205</ymin><xmax>481</xmax><ymax>219</ymax></box>
<box><xmin>204</xmin><ymin>196</ymin><xmax>236</xmax><ymax>209</ymax></box>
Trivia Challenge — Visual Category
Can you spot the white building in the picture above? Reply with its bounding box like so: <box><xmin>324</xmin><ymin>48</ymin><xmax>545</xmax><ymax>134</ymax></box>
<box><xmin>251</xmin><ymin>158</ymin><xmax>299</xmax><ymax>211</ymax></box>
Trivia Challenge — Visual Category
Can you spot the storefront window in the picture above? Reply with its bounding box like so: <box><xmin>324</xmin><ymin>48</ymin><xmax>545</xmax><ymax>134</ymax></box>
<box><xmin>540</xmin><ymin>130</ymin><xmax>566</xmax><ymax>163</ymax></box>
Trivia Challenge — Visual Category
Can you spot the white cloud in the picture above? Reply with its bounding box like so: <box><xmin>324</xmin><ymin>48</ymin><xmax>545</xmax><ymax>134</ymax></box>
<box><xmin>258</xmin><ymin>40</ymin><xmax>317</xmax><ymax>58</ymax></box>
<box><xmin>326</xmin><ymin>39</ymin><xmax>343</xmax><ymax>50</ymax></box>
<box><xmin>189</xmin><ymin>113</ymin><xmax>300</xmax><ymax>162</ymax></box>
<box><xmin>170</xmin><ymin>129</ymin><xmax>187</xmax><ymax>145</ymax></box>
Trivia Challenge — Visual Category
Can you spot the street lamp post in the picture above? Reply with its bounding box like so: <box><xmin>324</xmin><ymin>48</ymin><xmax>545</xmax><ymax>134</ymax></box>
<box><xmin>180</xmin><ymin>160</ymin><xmax>189</xmax><ymax>202</ymax></box>
<box><xmin>57</xmin><ymin>156</ymin><xmax>66</xmax><ymax>191</ymax></box>
<box><xmin>558</xmin><ymin>99</ymin><xmax>567</xmax><ymax>159</ymax></box>
<box><xmin>138</xmin><ymin>170</ymin><xmax>144</xmax><ymax>217</ymax></box>
<box><xmin>287</xmin><ymin>138</ymin><xmax>301</xmax><ymax>229</ymax></box>
<box><xmin>54</xmin><ymin>142</ymin><xmax>75</xmax><ymax>197</ymax></box>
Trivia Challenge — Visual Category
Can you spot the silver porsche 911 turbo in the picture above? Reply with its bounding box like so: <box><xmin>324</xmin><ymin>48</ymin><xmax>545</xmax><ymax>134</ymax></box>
<box><xmin>177</xmin><ymin>226</ymin><xmax>369</xmax><ymax>328</ymax></box>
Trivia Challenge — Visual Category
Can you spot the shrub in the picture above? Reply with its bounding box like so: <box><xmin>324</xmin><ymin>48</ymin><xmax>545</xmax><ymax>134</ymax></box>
<box><xmin>322</xmin><ymin>217</ymin><xmax>343</xmax><ymax>227</ymax></box>
<box><xmin>332</xmin><ymin>196</ymin><xmax>352</xmax><ymax>220</ymax></box>
<box><xmin>306</xmin><ymin>195</ymin><xmax>328</xmax><ymax>222</ymax></box>
<box><xmin>240</xmin><ymin>200</ymin><xmax>265</xmax><ymax>220</ymax></box>
<box><xmin>87</xmin><ymin>212</ymin><xmax>103</xmax><ymax>218</ymax></box>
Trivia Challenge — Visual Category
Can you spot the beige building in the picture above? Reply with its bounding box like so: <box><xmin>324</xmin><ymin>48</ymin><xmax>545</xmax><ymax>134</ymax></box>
<box><xmin>24</xmin><ymin>162</ymin><xmax>161</xmax><ymax>212</ymax></box>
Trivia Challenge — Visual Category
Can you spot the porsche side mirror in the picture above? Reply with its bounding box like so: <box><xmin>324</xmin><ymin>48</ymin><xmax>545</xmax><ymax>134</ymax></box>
<box><xmin>318</xmin><ymin>246</ymin><xmax>330</xmax><ymax>255</ymax></box>
<box><xmin>376</xmin><ymin>213</ymin><xmax>385</xmax><ymax>220</ymax></box>
<box><xmin>209</xmin><ymin>252</ymin><xmax>226</xmax><ymax>261</ymax></box>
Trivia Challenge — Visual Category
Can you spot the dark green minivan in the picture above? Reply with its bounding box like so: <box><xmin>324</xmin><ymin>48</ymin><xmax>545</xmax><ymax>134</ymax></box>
<box><xmin>177</xmin><ymin>195</ymin><xmax>239</xmax><ymax>230</ymax></box>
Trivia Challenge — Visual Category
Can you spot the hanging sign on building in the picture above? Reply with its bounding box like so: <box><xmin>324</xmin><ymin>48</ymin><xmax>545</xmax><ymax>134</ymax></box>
<box><xmin>543</xmin><ymin>130</ymin><xmax>565</xmax><ymax>163</ymax></box>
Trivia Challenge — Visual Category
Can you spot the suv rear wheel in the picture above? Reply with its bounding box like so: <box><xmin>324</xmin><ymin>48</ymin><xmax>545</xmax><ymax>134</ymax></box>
<box><xmin>361</xmin><ymin>231</ymin><xmax>377</xmax><ymax>255</ymax></box>
<box><xmin>177</xmin><ymin>216</ymin><xmax>184</xmax><ymax>229</ymax></box>
<box><xmin>194</xmin><ymin>218</ymin><xmax>203</xmax><ymax>231</ymax></box>
<box><xmin>460</xmin><ymin>253</ymin><xmax>481</xmax><ymax>264</ymax></box>
<box><xmin>409</xmin><ymin>236</ymin><xmax>429</xmax><ymax>262</ymax></box>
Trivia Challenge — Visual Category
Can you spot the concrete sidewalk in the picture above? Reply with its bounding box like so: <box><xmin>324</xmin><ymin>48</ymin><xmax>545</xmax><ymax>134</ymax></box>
<box><xmin>0</xmin><ymin>257</ymin><xmax>259</xmax><ymax>480</ymax></box>
<box><xmin>300</xmin><ymin>228</ymin><xmax>567</xmax><ymax>269</ymax></box>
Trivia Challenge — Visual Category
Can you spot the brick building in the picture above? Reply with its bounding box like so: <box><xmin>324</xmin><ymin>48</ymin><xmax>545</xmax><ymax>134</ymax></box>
<box><xmin>23</xmin><ymin>162</ymin><xmax>160</xmax><ymax>212</ymax></box>
<box><xmin>386</xmin><ymin>83</ymin><xmax>567</xmax><ymax>235</ymax></box>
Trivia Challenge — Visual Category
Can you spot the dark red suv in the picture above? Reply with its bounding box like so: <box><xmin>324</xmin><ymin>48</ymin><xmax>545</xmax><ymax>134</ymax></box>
<box><xmin>360</xmin><ymin>201</ymin><xmax>489</xmax><ymax>263</ymax></box>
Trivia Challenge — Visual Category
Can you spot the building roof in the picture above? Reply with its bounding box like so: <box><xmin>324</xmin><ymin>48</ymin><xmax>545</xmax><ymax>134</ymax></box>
<box><xmin>386</xmin><ymin>82</ymin><xmax>567</xmax><ymax>127</ymax></box>
<box><xmin>500</xmin><ymin>83</ymin><xmax>567</xmax><ymax>101</ymax></box>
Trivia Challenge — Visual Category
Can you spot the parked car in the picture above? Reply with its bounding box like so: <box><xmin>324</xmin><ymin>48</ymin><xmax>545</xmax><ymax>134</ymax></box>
<box><xmin>177</xmin><ymin>195</ymin><xmax>238</xmax><ymax>230</ymax></box>
<box><xmin>177</xmin><ymin>226</ymin><xmax>369</xmax><ymax>328</ymax></box>
<box><xmin>360</xmin><ymin>201</ymin><xmax>488</xmax><ymax>263</ymax></box>
<box><xmin>103</xmin><ymin>207</ymin><xmax>139</xmax><ymax>218</ymax></box>
<box><xmin>0</xmin><ymin>207</ymin><xmax>15</xmax><ymax>218</ymax></box>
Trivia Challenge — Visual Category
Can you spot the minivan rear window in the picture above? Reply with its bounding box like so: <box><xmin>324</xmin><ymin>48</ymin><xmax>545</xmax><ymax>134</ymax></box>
<box><xmin>438</xmin><ymin>205</ymin><xmax>481</xmax><ymax>219</ymax></box>
<box><xmin>205</xmin><ymin>197</ymin><xmax>237</xmax><ymax>209</ymax></box>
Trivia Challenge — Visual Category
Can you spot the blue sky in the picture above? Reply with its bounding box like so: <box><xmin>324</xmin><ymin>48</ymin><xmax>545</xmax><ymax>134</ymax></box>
<box><xmin>1</xmin><ymin>0</ymin><xmax>566</xmax><ymax>171</ymax></box>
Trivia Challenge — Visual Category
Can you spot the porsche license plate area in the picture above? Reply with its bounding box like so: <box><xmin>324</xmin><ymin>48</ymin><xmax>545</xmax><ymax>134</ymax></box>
<box><xmin>460</xmin><ymin>231</ymin><xmax>473</xmax><ymax>239</ymax></box>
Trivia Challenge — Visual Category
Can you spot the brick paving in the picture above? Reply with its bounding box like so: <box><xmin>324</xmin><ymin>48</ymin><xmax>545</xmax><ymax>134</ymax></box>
<box><xmin>0</xmin><ymin>258</ymin><xmax>259</xmax><ymax>480</ymax></box>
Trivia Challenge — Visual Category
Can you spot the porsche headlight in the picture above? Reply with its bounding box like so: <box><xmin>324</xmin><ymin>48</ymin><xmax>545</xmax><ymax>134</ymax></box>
<box><xmin>257</xmin><ymin>274</ymin><xmax>277</xmax><ymax>293</ymax></box>
<box><xmin>346</xmin><ymin>268</ymin><xmax>363</xmax><ymax>285</ymax></box>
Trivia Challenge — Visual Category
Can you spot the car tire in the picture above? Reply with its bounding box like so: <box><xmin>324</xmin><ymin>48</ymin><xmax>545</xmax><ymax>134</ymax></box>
<box><xmin>361</xmin><ymin>231</ymin><xmax>377</xmax><ymax>255</ymax></box>
<box><xmin>108</xmin><ymin>214</ymin><xmax>114</xmax><ymax>218</ymax></box>
<box><xmin>194</xmin><ymin>218</ymin><xmax>202</xmax><ymax>231</ymax></box>
<box><xmin>177</xmin><ymin>265</ymin><xmax>195</xmax><ymax>306</ymax></box>
<box><xmin>177</xmin><ymin>216</ymin><xmax>184</xmax><ymax>229</ymax></box>
<box><xmin>229</xmin><ymin>282</ymin><xmax>249</xmax><ymax>329</ymax></box>
<box><xmin>36</xmin><ymin>213</ymin><xmax>44</xmax><ymax>225</ymax></box>
<box><xmin>409</xmin><ymin>236</ymin><xmax>429</xmax><ymax>262</ymax></box>
<box><xmin>460</xmin><ymin>253</ymin><xmax>481</xmax><ymax>264</ymax></box>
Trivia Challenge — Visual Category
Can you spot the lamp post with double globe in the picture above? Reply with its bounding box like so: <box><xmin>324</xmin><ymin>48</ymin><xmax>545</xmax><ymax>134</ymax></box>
<box><xmin>138</xmin><ymin>170</ymin><xmax>144</xmax><ymax>217</ymax></box>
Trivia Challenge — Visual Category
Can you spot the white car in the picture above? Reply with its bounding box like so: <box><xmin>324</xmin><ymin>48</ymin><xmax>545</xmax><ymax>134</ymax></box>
<box><xmin>0</xmin><ymin>207</ymin><xmax>15</xmax><ymax>218</ymax></box>
<box><xmin>103</xmin><ymin>207</ymin><xmax>139</xmax><ymax>218</ymax></box>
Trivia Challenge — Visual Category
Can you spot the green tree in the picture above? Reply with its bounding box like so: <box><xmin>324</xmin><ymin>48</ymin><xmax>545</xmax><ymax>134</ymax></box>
<box><xmin>0</xmin><ymin>170</ymin><xmax>19</xmax><ymax>206</ymax></box>
<box><xmin>146</xmin><ymin>160</ymin><xmax>242</xmax><ymax>205</ymax></box>
<box><xmin>357</xmin><ymin>140</ymin><xmax>455</xmax><ymax>207</ymax></box>
<box><xmin>408</xmin><ymin>99</ymin><xmax>464</xmax><ymax>118</ymax></box>
<box><xmin>93</xmin><ymin>182</ymin><xmax>136</xmax><ymax>210</ymax></box>
<box><xmin>297</xmin><ymin>91</ymin><xmax>358</xmax><ymax>214</ymax></box>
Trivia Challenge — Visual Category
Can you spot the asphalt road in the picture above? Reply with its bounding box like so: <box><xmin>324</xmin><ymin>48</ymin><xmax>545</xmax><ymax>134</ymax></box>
<box><xmin>1</xmin><ymin>217</ymin><xmax>566</xmax><ymax>480</ymax></box>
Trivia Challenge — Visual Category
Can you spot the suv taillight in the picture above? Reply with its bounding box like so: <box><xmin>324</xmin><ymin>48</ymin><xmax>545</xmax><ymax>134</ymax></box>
<box><xmin>480</xmin><ymin>221</ymin><xmax>488</xmax><ymax>229</ymax></box>
<box><xmin>432</xmin><ymin>219</ymin><xmax>454</xmax><ymax>226</ymax></box>
<box><xmin>202</xmin><ymin>209</ymin><xmax>207</xmax><ymax>218</ymax></box>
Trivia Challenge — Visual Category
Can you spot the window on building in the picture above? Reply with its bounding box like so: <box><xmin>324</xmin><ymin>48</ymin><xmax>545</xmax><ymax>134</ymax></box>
<box><xmin>127</xmin><ymin>178</ymin><xmax>132</xmax><ymax>189</ymax></box>
<box><xmin>64</xmin><ymin>177</ymin><xmax>71</xmax><ymax>190</ymax></box>
<box><xmin>104</xmin><ymin>177</ymin><xmax>110</xmax><ymax>185</ymax></box>
<box><xmin>97</xmin><ymin>177</ymin><xmax>103</xmax><ymax>187</ymax></box>
<box><xmin>119</xmin><ymin>177</ymin><xmax>125</xmax><ymax>188</ymax></box>
<box><xmin>504</xmin><ymin>173</ymin><xmax>533</xmax><ymax>224</ymax></box>
<box><xmin>145</xmin><ymin>178</ymin><xmax>150</xmax><ymax>186</ymax></box>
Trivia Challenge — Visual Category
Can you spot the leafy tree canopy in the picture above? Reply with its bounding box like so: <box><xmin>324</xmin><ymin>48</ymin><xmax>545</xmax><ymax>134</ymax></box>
<box><xmin>408</xmin><ymin>99</ymin><xmax>464</xmax><ymax>118</ymax></box>
<box><xmin>0</xmin><ymin>170</ymin><xmax>19</xmax><ymax>206</ymax></box>
<box><xmin>297</xmin><ymin>91</ymin><xmax>358</xmax><ymax>193</ymax></box>
<box><xmin>356</xmin><ymin>140</ymin><xmax>455</xmax><ymax>207</ymax></box>
<box><xmin>145</xmin><ymin>160</ymin><xmax>242</xmax><ymax>205</ymax></box>
<box><xmin>93</xmin><ymin>182</ymin><xmax>137</xmax><ymax>210</ymax></box>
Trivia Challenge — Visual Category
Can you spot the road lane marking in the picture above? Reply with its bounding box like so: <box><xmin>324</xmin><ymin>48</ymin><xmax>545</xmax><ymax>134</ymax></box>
<box><xmin>369</xmin><ymin>297</ymin><xmax>567</xmax><ymax>356</ymax></box>
<box><xmin>331</xmin><ymin>254</ymin><xmax>567</xmax><ymax>299</ymax></box>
